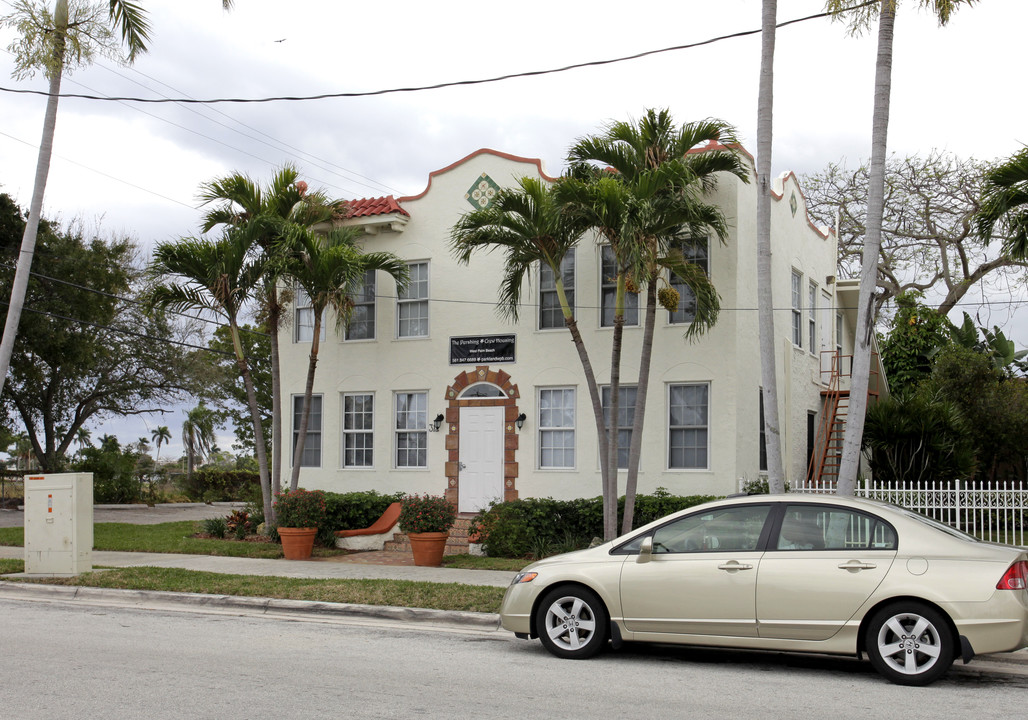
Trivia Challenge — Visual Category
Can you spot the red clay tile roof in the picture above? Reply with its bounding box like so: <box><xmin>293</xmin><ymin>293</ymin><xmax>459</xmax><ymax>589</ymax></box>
<box><xmin>345</xmin><ymin>196</ymin><xmax>409</xmax><ymax>218</ymax></box>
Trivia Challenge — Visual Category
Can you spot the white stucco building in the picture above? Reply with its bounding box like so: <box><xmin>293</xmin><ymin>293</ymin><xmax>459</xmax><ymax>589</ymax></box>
<box><xmin>278</xmin><ymin>147</ymin><xmax>878</xmax><ymax>511</ymax></box>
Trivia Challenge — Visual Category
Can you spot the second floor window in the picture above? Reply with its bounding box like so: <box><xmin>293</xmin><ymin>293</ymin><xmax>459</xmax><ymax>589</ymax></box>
<box><xmin>669</xmin><ymin>239</ymin><xmax>709</xmax><ymax>325</ymax></box>
<box><xmin>791</xmin><ymin>271</ymin><xmax>803</xmax><ymax>348</ymax></box>
<box><xmin>540</xmin><ymin>251</ymin><xmax>575</xmax><ymax>329</ymax></box>
<box><xmin>808</xmin><ymin>281</ymin><xmax>818</xmax><ymax>354</ymax></box>
<box><xmin>398</xmin><ymin>262</ymin><xmax>428</xmax><ymax>338</ymax></box>
<box><xmin>601</xmin><ymin>246</ymin><xmax>638</xmax><ymax>327</ymax></box>
<box><xmin>345</xmin><ymin>270</ymin><xmax>376</xmax><ymax>341</ymax></box>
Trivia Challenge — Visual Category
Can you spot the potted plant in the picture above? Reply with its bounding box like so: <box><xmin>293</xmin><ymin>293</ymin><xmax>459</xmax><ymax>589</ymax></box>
<box><xmin>274</xmin><ymin>488</ymin><xmax>327</xmax><ymax>560</ymax></box>
<box><xmin>399</xmin><ymin>494</ymin><xmax>457</xmax><ymax>566</ymax></box>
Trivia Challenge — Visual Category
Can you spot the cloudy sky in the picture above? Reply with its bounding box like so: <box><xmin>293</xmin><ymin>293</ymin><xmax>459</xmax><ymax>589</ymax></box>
<box><xmin>1</xmin><ymin>0</ymin><xmax>1025</xmax><ymax>458</ymax></box>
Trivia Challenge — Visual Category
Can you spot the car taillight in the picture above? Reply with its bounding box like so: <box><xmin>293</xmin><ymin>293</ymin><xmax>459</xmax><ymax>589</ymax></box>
<box><xmin>996</xmin><ymin>561</ymin><xmax>1028</xmax><ymax>590</ymax></box>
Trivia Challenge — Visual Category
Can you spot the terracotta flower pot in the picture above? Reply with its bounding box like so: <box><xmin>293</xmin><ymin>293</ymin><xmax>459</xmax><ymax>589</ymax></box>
<box><xmin>407</xmin><ymin>531</ymin><xmax>449</xmax><ymax>567</ymax></box>
<box><xmin>278</xmin><ymin>527</ymin><xmax>317</xmax><ymax>560</ymax></box>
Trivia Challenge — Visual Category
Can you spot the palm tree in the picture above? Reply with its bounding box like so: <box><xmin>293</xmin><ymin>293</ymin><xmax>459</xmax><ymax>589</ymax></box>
<box><xmin>756</xmin><ymin>0</ymin><xmax>786</xmax><ymax>492</ymax></box>
<box><xmin>450</xmin><ymin>176</ymin><xmax>610</xmax><ymax>519</ymax></box>
<box><xmin>564</xmin><ymin>110</ymin><xmax>748</xmax><ymax>534</ymax></box>
<box><xmin>181</xmin><ymin>402</ymin><xmax>216</xmax><ymax>482</ymax></box>
<box><xmin>147</xmin><ymin>232</ymin><xmax>274</xmax><ymax>522</ymax></box>
<box><xmin>283</xmin><ymin>226</ymin><xmax>409</xmax><ymax>491</ymax></box>
<box><xmin>74</xmin><ymin>426</ymin><xmax>92</xmax><ymax>457</ymax></box>
<box><xmin>198</xmin><ymin>166</ymin><xmax>341</xmax><ymax>499</ymax></box>
<box><xmin>151</xmin><ymin>425</ymin><xmax>171</xmax><ymax>466</ymax></box>
<box><xmin>826</xmin><ymin>0</ymin><xmax>977</xmax><ymax>494</ymax></box>
<box><xmin>976</xmin><ymin>147</ymin><xmax>1028</xmax><ymax>257</ymax></box>
<box><xmin>0</xmin><ymin>1</ymin><xmax>234</xmax><ymax>399</ymax></box>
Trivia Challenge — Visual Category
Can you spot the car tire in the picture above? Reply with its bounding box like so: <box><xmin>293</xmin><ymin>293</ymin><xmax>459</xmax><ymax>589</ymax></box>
<box><xmin>535</xmin><ymin>586</ymin><xmax>609</xmax><ymax>660</ymax></box>
<box><xmin>865</xmin><ymin>602</ymin><xmax>955</xmax><ymax>686</ymax></box>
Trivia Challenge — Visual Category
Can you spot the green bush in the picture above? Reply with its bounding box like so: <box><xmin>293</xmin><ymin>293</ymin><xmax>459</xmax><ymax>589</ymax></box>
<box><xmin>472</xmin><ymin>489</ymin><xmax>719</xmax><ymax>558</ymax></box>
<box><xmin>316</xmin><ymin>490</ymin><xmax>404</xmax><ymax>547</ymax></box>
<box><xmin>180</xmin><ymin>470</ymin><xmax>261</xmax><ymax>503</ymax></box>
<box><xmin>201</xmin><ymin>516</ymin><xmax>228</xmax><ymax>539</ymax></box>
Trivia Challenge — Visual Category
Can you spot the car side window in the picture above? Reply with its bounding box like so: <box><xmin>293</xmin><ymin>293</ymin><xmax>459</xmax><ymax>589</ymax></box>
<box><xmin>777</xmin><ymin>505</ymin><xmax>897</xmax><ymax>551</ymax></box>
<box><xmin>649</xmin><ymin>505</ymin><xmax>771</xmax><ymax>554</ymax></box>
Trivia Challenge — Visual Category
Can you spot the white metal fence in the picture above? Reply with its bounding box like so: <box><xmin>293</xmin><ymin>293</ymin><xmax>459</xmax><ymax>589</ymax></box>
<box><xmin>796</xmin><ymin>479</ymin><xmax>1027</xmax><ymax>548</ymax></box>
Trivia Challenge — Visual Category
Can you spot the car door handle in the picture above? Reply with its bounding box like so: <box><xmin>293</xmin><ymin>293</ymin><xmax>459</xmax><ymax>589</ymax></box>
<box><xmin>838</xmin><ymin>561</ymin><xmax>877</xmax><ymax>571</ymax></box>
<box><xmin>717</xmin><ymin>561</ymin><xmax>754</xmax><ymax>571</ymax></box>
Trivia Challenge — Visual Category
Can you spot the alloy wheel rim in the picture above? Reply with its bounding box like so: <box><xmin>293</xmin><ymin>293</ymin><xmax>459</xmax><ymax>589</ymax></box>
<box><xmin>876</xmin><ymin>612</ymin><xmax>943</xmax><ymax>675</ymax></box>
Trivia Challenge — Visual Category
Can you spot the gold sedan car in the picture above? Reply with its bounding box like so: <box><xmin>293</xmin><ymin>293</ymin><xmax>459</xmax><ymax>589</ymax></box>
<box><xmin>499</xmin><ymin>494</ymin><xmax>1028</xmax><ymax>685</ymax></box>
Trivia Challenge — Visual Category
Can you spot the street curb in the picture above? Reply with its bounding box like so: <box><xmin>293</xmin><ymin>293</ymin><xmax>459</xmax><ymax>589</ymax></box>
<box><xmin>0</xmin><ymin>581</ymin><xmax>502</xmax><ymax>630</ymax></box>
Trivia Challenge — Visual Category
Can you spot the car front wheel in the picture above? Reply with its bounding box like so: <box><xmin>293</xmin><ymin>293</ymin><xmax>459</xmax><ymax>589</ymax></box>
<box><xmin>866</xmin><ymin>602</ymin><xmax>954</xmax><ymax>686</ymax></box>
<box><xmin>535</xmin><ymin>586</ymin><xmax>609</xmax><ymax>659</ymax></box>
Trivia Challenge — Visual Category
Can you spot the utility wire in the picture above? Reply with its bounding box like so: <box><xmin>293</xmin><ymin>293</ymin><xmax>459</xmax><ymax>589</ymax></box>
<box><xmin>0</xmin><ymin>4</ymin><xmax>873</xmax><ymax>106</ymax></box>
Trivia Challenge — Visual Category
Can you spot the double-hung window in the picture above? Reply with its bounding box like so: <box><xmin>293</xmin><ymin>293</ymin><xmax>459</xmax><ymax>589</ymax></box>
<box><xmin>539</xmin><ymin>388</ymin><xmax>575</xmax><ymax>468</ymax></box>
<box><xmin>601</xmin><ymin>385</ymin><xmax>636</xmax><ymax>469</ymax></box>
<box><xmin>345</xmin><ymin>270</ymin><xmax>376</xmax><ymax>340</ymax></box>
<box><xmin>791</xmin><ymin>271</ymin><xmax>803</xmax><ymax>348</ymax></box>
<box><xmin>668</xmin><ymin>383</ymin><xmax>709</xmax><ymax>469</ymax></box>
<box><xmin>540</xmin><ymin>251</ymin><xmax>574</xmax><ymax>329</ymax></box>
<box><xmin>669</xmin><ymin>239</ymin><xmax>709</xmax><ymax>324</ymax></box>
<box><xmin>600</xmin><ymin>246</ymin><xmax>638</xmax><ymax>327</ymax></box>
<box><xmin>398</xmin><ymin>262</ymin><xmax>428</xmax><ymax>338</ymax></box>
<box><xmin>394</xmin><ymin>392</ymin><xmax>427</xmax><ymax>468</ymax></box>
<box><xmin>342</xmin><ymin>393</ymin><xmax>374</xmax><ymax>467</ymax></box>
<box><xmin>808</xmin><ymin>280</ymin><xmax>818</xmax><ymax>354</ymax></box>
<box><xmin>292</xmin><ymin>394</ymin><xmax>322</xmax><ymax>467</ymax></box>
<box><xmin>294</xmin><ymin>287</ymin><xmax>326</xmax><ymax>343</ymax></box>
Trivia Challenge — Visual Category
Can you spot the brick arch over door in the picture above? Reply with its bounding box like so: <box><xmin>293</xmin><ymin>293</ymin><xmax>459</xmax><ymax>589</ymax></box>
<box><xmin>443</xmin><ymin>365</ymin><xmax>521</xmax><ymax>509</ymax></box>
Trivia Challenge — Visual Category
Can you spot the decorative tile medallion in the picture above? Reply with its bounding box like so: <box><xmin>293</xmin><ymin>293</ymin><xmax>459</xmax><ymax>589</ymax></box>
<box><xmin>466</xmin><ymin>173</ymin><xmax>500</xmax><ymax>210</ymax></box>
<box><xmin>789</xmin><ymin>191</ymin><xmax>798</xmax><ymax>217</ymax></box>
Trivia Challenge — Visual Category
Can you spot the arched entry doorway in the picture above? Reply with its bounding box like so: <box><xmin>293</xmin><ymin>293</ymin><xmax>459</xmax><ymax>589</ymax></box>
<box><xmin>443</xmin><ymin>366</ymin><xmax>521</xmax><ymax>513</ymax></box>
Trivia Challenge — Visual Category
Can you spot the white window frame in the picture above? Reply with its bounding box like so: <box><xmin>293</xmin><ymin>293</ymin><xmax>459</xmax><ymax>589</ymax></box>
<box><xmin>669</xmin><ymin>238</ymin><xmax>709</xmax><ymax>325</ymax></box>
<box><xmin>600</xmin><ymin>245</ymin><xmax>638</xmax><ymax>328</ymax></box>
<box><xmin>342</xmin><ymin>392</ymin><xmax>374</xmax><ymax>468</ymax></box>
<box><xmin>808</xmin><ymin>280</ymin><xmax>818</xmax><ymax>355</ymax></box>
<box><xmin>538</xmin><ymin>387</ymin><xmax>576</xmax><ymax>469</ymax></box>
<box><xmin>397</xmin><ymin>261</ymin><xmax>429</xmax><ymax>338</ymax></box>
<box><xmin>601</xmin><ymin>384</ymin><xmax>637</xmax><ymax>470</ymax></box>
<box><xmin>394</xmin><ymin>391</ymin><xmax>427</xmax><ymax>468</ymax></box>
<box><xmin>668</xmin><ymin>382</ymin><xmax>709</xmax><ymax>470</ymax></box>
<box><xmin>291</xmin><ymin>394</ymin><xmax>323</xmax><ymax>467</ymax></box>
<box><xmin>345</xmin><ymin>269</ymin><xmax>376</xmax><ymax>341</ymax></box>
<box><xmin>791</xmin><ymin>270</ymin><xmax>803</xmax><ymax>348</ymax></box>
<box><xmin>294</xmin><ymin>286</ymin><xmax>326</xmax><ymax>343</ymax></box>
<box><xmin>539</xmin><ymin>251</ymin><xmax>575</xmax><ymax>330</ymax></box>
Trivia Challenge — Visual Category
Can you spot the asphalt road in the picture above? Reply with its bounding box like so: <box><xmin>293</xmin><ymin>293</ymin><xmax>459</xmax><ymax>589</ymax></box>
<box><xmin>0</xmin><ymin>502</ymin><xmax>240</xmax><ymax>528</ymax></box>
<box><xmin>3</xmin><ymin>597</ymin><xmax>1026</xmax><ymax>720</ymax></box>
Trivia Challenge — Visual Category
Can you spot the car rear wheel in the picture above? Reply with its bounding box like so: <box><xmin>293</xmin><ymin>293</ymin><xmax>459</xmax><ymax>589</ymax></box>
<box><xmin>866</xmin><ymin>602</ymin><xmax>954</xmax><ymax>686</ymax></box>
<box><xmin>536</xmin><ymin>586</ymin><xmax>609</xmax><ymax>659</ymax></box>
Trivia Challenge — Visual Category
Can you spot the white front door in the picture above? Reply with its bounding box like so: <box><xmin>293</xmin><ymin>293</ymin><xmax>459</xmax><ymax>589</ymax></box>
<box><xmin>458</xmin><ymin>406</ymin><xmax>504</xmax><ymax>513</ymax></box>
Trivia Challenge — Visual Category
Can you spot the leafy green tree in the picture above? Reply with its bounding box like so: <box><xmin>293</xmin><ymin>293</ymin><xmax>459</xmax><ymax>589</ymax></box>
<box><xmin>282</xmin><ymin>226</ymin><xmax>408</xmax><ymax>491</ymax></box>
<box><xmin>563</xmin><ymin>109</ymin><xmax>747</xmax><ymax>534</ymax></box>
<box><xmin>878</xmin><ymin>292</ymin><xmax>953</xmax><ymax>395</ymax></box>
<box><xmin>0</xmin><ymin>1</ymin><xmax>233</xmax><ymax>400</ymax></box>
<box><xmin>825</xmin><ymin>0</ymin><xmax>978</xmax><ymax>494</ymax></box>
<box><xmin>75</xmin><ymin>438</ymin><xmax>141</xmax><ymax>503</ymax></box>
<box><xmin>946</xmin><ymin>312</ymin><xmax>1028</xmax><ymax>375</ymax></box>
<box><xmin>1</xmin><ymin>193</ymin><xmax>193</xmax><ymax>471</ymax></box>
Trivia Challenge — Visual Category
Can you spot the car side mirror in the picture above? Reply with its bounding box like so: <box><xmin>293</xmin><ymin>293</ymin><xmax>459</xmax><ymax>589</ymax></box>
<box><xmin>637</xmin><ymin>536</ymin><xmax>653</xmax><ymax>563</ymax></box>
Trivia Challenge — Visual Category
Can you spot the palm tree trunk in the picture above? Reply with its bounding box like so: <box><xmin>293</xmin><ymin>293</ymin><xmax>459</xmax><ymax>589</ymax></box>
<box><xmin>622</xmin><ymin>277</ymin><xmax>658</xmax><ymax>534</ymax></box>
<box><xmin>0</xmin><ymin>1</ymin><xmax>67</xmax><ymax>398</ymax></box>
<box><xmin>757</xmin><ymin>0</ymin><xmax>786</xmax><ymax>492</ymax></box>
<box><xmin>289</xmin><ymin>312</ymin><xmax>321</xmax><ymax>491</ymax></box>
<box><xmin>227</xmin><ymin>320</ymin><xmax>273</xmax><ymax>523</ymax></box>
<box><xmin>838</xmin><ymin>0</ymin><xmax>894</xmax><ymax>495</ymax></box>
<box><xmin>605</xmin><ymin>279</ymin><xmax>627</xmax><ymax>541</ymax></box>
<box><xmin>268</xmin><ymin>290</ymin><xmax>283</xmax><ymax>497</ymax></box>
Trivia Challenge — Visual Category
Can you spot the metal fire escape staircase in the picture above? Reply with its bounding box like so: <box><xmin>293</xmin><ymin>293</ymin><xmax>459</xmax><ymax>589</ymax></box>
<box><xmin>807</xmin><ymin>351</ymin><xmax>880</xmax><ymax>487</ymax></box>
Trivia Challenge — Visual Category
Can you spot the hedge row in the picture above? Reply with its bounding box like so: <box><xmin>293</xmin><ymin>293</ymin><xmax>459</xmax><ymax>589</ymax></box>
<box><xmin>472</xmin><ymin>489</ymin><xmax>719</xmax><ymax>558</ymax></box>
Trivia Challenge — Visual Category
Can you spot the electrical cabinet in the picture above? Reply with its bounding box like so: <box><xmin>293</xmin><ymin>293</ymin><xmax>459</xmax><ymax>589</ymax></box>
<box><xmin>24</xmin><ymin>473</ymin><xmax>93</xmax><ymax>575</ymax></box>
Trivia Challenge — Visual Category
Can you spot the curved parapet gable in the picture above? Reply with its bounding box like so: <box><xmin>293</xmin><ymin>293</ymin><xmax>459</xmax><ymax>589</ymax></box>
<box><xmin>397</xmin><ymin>148</ymin><xmax>558</xmax><ymax>203</ymax></box>
<box><xmin>772</xmin><ymin>170</ymin><xmax>833</xmax><ymax>241</ymax></box>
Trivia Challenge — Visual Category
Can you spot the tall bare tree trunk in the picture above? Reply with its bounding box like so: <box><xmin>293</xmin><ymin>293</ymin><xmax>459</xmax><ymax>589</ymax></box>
<box><xmin>229</xmin><ymin>320</ymin><xmax>273</xmax><ymax>524</ymax></box>
<box><xmin>268</xmin><ymin>290</ymin><xmax>283</xmax><ymax>497</ymax></box>
<box><xmin>757</xmin><ymin>0</ymin><xmax>786</xmax><ymax>492</ymax></box>
<box><xmin>0</xmin><ymin>1</ymin><xmax>67</xmax><ymax>397</ymax></box>
<box><xmin>622</xmin><ymin>275</ymin><xmax>657</xmax><ymax>534</ymax></box>
<box><xmin>838</xmin><ymin>0</ymin><xmax>894</xmax><ymax>495</ymax></box>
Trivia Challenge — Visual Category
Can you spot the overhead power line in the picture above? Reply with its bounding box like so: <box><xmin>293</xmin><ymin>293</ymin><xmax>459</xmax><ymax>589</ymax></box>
<box><xmin>0</xmin><ymin>4</ymin><xmax>874</xmax><ymax>106</ymax></box>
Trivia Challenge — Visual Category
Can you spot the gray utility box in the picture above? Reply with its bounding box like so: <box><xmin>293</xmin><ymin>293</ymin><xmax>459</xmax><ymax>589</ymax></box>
<box><xmin>24</xmin><ymin>473</ymin><xmax>93</xmax><ymax>575</ymax></box>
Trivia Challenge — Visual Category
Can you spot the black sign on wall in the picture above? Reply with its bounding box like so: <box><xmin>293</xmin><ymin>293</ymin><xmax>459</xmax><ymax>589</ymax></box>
<box><xmin>449</xmin><ymin>334</ymin><xmax>516</xmax><ymax>365</ymax></box>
